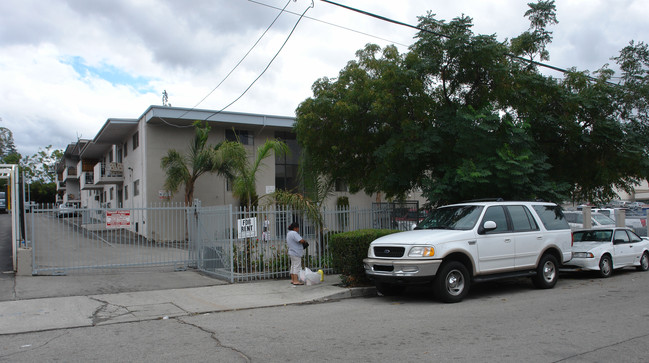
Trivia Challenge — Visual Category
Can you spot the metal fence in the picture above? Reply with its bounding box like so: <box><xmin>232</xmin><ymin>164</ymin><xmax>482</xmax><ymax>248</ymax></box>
<box><xmin>193</xmin><ymin>205</ymin><xmax>400</xmax><ymax>282</ymax></box>
<box><xmin>27</xmin><ymin>203</ymin><xmax>407</xmax><ymax>279</ymax></box>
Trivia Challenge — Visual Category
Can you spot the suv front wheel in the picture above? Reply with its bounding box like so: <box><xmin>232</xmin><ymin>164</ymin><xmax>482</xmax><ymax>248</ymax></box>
<box><xmin>433</xmin><ymin>261</ymin><xmax>470</xmax><ymax>303</ymax></box>
<box><xmin>532</xmin><ymin>254</ymin><xmax>558</xmax><ymax>289</ymax></box>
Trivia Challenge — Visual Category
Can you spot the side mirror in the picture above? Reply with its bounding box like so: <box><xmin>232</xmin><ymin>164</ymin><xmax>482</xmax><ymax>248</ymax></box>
<box><xmin>483</xmin><ymin>221</ymin><xmax>497</xmax><ymax>232</ymax></box>
<box><xmin>613</xmin><ymin>239</ymin><xmax>625</xmax><ymax>245</ymax></box>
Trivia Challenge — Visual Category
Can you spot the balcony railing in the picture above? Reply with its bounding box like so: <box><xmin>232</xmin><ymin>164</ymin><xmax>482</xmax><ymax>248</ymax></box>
<box><xmin>80</xmin><ymin>171</ymin><xmax>103</xmax><ymax>190</ymax></box>
<box><xmin>63</xmin><ymin>167</ymin><xmax>78</xmax><ymax>181</ymax></box>
<box><xmin>93</xmin><ymin>162</ymin><xmax>124</xmax><ymax>185</ymax></box>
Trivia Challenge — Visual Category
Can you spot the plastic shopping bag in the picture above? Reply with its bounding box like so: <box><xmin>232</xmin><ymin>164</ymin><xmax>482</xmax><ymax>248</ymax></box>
<box><xmin>304</xmin><ymin>268</ymin><xmax>323</xmax><ymax>286</ymax></box>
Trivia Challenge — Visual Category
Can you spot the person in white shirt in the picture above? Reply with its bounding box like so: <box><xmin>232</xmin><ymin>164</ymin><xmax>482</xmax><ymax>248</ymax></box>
<box><xmin>286</xmin><ymin>222</ymin><xmax>307</xmax><ymax>285</ymax></box>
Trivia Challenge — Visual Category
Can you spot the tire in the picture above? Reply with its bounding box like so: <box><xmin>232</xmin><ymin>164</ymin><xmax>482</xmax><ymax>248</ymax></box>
<box><xmin>637</xmin><ymin>252</ymin><xmax>649</xmax><ymax>272</ymax></box>
<box><xmin>375</xmin><ymin>282</ymin><xmax>405</xmax><ymax>296</ymax></box>
<box><xmin>433</xmin><ymin>261</ymin><xmax>470</xmax><ymax>303</ymax></box>
<box><xmin>598</xmin><ymin>255</ymin><xmax>613</xmax><ymax>278</ymax></box>
<box><xmin>532</xmin><ymin>254</ymin><xmax>558</xmax><ymax>289</ymax></box>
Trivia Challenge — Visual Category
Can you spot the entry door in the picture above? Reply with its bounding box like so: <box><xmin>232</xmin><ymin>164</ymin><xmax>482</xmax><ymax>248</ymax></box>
<box><xmin>477</xmin><ymin>206</ymin><xmax>515</xmax><ymax>272</ymax></box>
<box><xmin>613</xmin><ymin>229</ymin><xmax>634</xmax><ymax>266</ymax></box>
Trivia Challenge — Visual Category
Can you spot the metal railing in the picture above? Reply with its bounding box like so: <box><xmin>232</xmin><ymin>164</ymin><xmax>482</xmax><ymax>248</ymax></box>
<box><xmin>26</xmin><ymin>203</ymin><xmax>407</xmax><ymax>279</ymax></box>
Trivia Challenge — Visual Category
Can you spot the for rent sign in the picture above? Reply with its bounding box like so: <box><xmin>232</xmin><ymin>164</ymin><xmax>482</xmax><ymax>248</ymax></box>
<box><xmin>106</xmin><ymin>210</ymin><xmax>131</xmax><ymax>229</ymax></box>
<box><xmin>237</xmin><ymin>217</ymin><xmax>257</xmax><ymax>239</ymax></box>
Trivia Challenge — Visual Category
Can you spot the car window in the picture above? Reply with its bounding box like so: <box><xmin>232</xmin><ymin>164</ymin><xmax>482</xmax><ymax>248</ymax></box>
<box><xmin>482</xmin><ymin>206</ymin><xmax>508</xmax><ymax>233</ymax></box>
<box><xmin>592</xmin><ymin>214</ymin><xmax>615</xmax><ymax>225</ymax></box>
<box><xmin>533</xmin><ymin>205</ymin><xmax>570</xmax><ymax>230</ymax></box>
<box><xmin>628</xmin><ymin>230</ymin><xmax>643</xmax><ymax>243</ymax></box>
<box><xmin>573</xmin><ymin>230</ymin><xmax>612</xmax><ymax>242</ymax></box>
<box><xmin>614</xmin><ymin>230</ymin><xmax>630</xmax><ymax>244</ymax></box>
<box><xmin>507</xmin><ymin>205</ymin><xmax>539</xmax><ymax>232</ymax></box>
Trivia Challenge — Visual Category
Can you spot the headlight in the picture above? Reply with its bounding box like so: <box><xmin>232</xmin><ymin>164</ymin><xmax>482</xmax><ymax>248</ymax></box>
<box><xmin>572</xmin><ymin>252</ymin><xmax>594</xmax><ymax>258</ymax></box>
<box><xmin>367</xmin><ymin>246</ymin><xmax>372</xmax><ymax>257</ymax></box>
<box><xmin>408</xmin><ymin>246</ymin><xmax>435</xmax><ymax>257</ymax></box>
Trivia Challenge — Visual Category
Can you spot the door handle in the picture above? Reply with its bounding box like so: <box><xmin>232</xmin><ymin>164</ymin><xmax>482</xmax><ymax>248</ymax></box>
<box><xmin>505</xmin><ymin>239</ymin><xmax>512</xmax><ymax>243</ymax></box>
<box><xmin>537</xmin><ymin>236</ymin><xmax>543</xmax><ymax>240</ymax></box>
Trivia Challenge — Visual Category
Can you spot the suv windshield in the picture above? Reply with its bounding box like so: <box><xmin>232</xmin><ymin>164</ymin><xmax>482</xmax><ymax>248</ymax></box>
<box><xmin>415</xmin><ymin>205</ymin><xmax>483</xmax><ymax>230</ymax></box>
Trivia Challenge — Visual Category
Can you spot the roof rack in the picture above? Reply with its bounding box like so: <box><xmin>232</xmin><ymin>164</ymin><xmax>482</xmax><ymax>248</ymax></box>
<box><xmin>461</xmin><ymin>198</ymin><xmax>505</xmax><ymax>203</ymax></box>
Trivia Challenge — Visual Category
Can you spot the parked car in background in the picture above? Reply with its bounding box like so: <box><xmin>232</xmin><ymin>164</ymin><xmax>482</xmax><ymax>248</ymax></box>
<box><xmin>593</xmin><ymin>208</ymin><xmax>646</xmax><ymax>230</ymax></box>
<box><xmin>563</xmin><ymin>211</ymin><xmax>616</xmax><ymax>230</ymax></box>
<box><xmin>566</xmin><ymin>227</ymin><xmax>649</xmax><ymax>278</ymax></box>
<box><xmin>57</xmin><ymin>202</ymin><xmax>77</xmax><ymax>218</ymax></box>
<box><xmin>364</xmin><ymin>200</ymin><xmax>573</xmax><ymax>303</ymax></box>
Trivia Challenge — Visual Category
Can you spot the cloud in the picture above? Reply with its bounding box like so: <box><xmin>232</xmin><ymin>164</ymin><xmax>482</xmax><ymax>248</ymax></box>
<box><xmin>0</xmin><ymin>0</ymin><xmax>647</xmax><ymax>157</ymax></box>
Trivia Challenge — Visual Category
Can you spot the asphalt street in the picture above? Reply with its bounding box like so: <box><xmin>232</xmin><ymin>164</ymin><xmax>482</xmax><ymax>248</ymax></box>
<box><xmin>2</xmin><ymin>270</ymin><xmax>649</xmax><ymax>362</ymax></box>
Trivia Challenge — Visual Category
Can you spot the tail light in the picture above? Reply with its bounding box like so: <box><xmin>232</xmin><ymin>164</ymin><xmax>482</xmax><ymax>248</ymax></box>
<box><xmin>571</xmin><ymin>232</ymin><xmax>574</xmax><ymax>247</ymax></box>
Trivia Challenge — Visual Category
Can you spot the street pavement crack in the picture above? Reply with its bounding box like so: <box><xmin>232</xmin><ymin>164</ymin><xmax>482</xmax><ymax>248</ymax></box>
<box><xmin>88</xmin><ymin>297</ymin><xmax>134</xmax><ymax>326</ymax></box>
<box><xmin>176</xmin><ymin>317</ymin><xmax>251</xmax><ymax>362</ymax></box>
<box><xmin>0</xmin><ymin>331</ymin><xmax>69</xmax><ymax>360</ymax></box>
<box><xmin>553</xmin><ymin>331</ymin><xmax>649</xmax><ymax>362</ymax></box>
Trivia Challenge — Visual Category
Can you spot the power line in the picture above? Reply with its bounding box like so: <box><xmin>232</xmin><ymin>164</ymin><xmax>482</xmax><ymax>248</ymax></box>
<box><xmin>200</xmin><ymin>1</ymin><xmax>315</xmax><ymax>122</ymax></box>
<box><xmin>159</xmin><ymin>0</ymin><xmax>295</xmax><ymax>128</ymax></box>
<box><xmin>319</xmin><ymin>0</ymin><xmax>616</xmax><ymax>85</ymax></box>
<box><xmin>248</xmin><ymin>0</ymin><xmax>410</xmax><ymax>48</ymax></box>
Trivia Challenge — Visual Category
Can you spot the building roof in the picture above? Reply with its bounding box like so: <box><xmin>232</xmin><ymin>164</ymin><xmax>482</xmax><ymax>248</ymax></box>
<box><xmin>141</xmin><ymin>105</ymin><xmax>295</xmax><ymax>129</ymax></box>
<box><xmin>78</xmin><ymin>106</ymin><xmax>296</xmax><ymax>160</ymax></box>
<box><xmin>80</xmin><ymin>118</ymin><xmax>138</xmax><ymax>159</ymax></box>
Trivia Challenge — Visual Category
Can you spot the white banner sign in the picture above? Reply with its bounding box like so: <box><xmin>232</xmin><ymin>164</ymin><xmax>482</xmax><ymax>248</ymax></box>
<box><xmin>237</xmin><ymin>217</ymin><xmax>257</xmax><ymax>239</ymax></box>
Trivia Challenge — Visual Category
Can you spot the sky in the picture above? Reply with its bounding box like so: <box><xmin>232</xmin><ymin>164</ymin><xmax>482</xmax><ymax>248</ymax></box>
<box><xmin>0</xmin><ymin>0</ymin><xmax>647</xmax><ymax>157</ymax></box>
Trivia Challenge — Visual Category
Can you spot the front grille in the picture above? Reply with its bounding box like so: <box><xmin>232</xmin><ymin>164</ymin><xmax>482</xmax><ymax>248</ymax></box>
<box><xmin>373</xmin><ymin>246</ymin><xmax>405</xmax><ymax>258</ymax></box>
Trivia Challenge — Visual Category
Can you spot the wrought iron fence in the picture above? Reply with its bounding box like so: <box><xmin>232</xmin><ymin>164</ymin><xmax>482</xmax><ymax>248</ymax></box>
<box><xmin>27</xmin><ymin>203</ymin><xmax>407</xmax><ymax>279</ymax></box>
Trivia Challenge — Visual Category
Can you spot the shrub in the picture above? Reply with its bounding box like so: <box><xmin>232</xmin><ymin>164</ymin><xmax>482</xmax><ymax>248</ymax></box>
<box><xmin>330</xmin><ymin>229</ymin><xmax>399</xmax><ymax>286</ymax></box>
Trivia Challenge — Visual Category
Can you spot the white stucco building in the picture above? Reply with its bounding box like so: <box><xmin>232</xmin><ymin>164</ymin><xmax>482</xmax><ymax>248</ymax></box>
<box><xmin>55</xmin><ymin>105</ymin><xmax>397</xmax><ymax>214</ymax></box>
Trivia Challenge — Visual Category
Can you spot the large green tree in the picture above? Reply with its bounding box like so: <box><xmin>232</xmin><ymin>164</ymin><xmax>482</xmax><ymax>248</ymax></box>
<box><xmin>295</xmin><ymin>1</ymin><xmax>649</xmax><ymax>206</ymax></box>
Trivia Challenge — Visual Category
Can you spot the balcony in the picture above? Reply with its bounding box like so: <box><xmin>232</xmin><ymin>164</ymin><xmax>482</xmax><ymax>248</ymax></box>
<box><xmin>94</xmin><ymin>162</ymin><xmax>124</xmax><ymax>185</ymax></box>
<box><xmin>63</xmin><ymin>166</ymin><xmax>78</xmax><ymax>181</ymax></box>
<box><xmin>80</xmin><ymin>171</ymin><xmax>103</xmax><ymax>190</ymax></box>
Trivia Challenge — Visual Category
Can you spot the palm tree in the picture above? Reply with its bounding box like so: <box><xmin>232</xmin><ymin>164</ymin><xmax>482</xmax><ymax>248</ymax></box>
<box><xmin>161</xmin><ymin>121</ymin><xmax>242</xmax><ymax>205</ymax></box>
<box><xmin>231</xmin><ymin>139</ymin><xmax>289</xmax><ymax>210</ymax></box>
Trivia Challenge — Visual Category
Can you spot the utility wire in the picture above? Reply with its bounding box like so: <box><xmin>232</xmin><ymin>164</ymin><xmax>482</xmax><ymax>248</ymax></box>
<box><xmin>319</xmin><ymin>0</ymin><xmax>615</xmax><ymax>84</ymax></box>
<box><xmin>248</xmin><ymin>0</ymin><xmax>409</xmax><ymax>48</ymax></box>
<box><xmin>201</xmin><ymin>1</ymin><xmax>315</xmax><ymax>122</ymax></box>
<box><xmin>157</xmin><ymin>0</ymin><xmax>294</xmax><ymax>128</ymax></box>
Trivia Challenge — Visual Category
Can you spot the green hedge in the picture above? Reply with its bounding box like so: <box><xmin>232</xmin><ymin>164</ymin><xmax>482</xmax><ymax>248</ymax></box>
<box><xmin>330</xmin><ymin>229</ymin><xmax>399</xmax><ymax>286</ymax></box>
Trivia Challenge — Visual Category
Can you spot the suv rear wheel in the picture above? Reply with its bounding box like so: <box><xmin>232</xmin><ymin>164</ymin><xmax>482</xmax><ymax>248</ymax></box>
<box><xmin>532</xmin><ymin>254</ymin><xmax>558</xmax><ymax>289</ymax></box>
<box><xmin>433</xmin><ymin>261</ymin><xmax>470</xmax><ymax>303</ymax></box>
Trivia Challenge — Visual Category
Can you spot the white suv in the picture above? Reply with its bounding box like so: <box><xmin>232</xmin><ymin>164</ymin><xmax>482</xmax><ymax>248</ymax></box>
<box><xmin>363</xmin><ymin>201</ymin><xmax>572</xmax><ymax>303</ymax></box>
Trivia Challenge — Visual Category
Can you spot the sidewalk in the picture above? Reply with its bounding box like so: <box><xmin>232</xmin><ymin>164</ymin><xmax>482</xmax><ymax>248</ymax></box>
<box><xmin>0</xmin><ymin>272</ymin><xmax>375</xmax><ymax>335</ymax></box>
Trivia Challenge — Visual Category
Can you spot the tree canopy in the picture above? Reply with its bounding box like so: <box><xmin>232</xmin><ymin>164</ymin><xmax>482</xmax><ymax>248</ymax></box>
<box><xmin>295</xmin><ymin>1</ymin><xmax>649</xmax><ymax>206</ymax></box>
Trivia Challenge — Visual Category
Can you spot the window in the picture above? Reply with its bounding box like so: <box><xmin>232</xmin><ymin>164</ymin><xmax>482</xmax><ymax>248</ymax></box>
<box><xmin>507</xmin><ymin>205</ymin><xmax>539</xmax><ymax>232</ymax></box>
<box><xmin>614</xmin><ymin>230</ymin><xmax>630</xmax><ymax>244</ymax></box>
<box><xmin>275</xmin><ymin>131</ymin><xmax>299</xmax><ymax>191</ymax></box>
<box><xmin>133</xmin><ymin>180</ymin><xmax>140</xmax><ymax>196</ymax></box>
<box><xmin>482</xmin><ymin>206</ymin><xmax>508</xmax><ymax>233</ymax></box>
<box><xmin>335</xmin><ymin>179</ymin><xmax>348</xmax><ymax>192</ymax></box>
<box><xmin>533</xmin><ymin>205</ymin><xmax>570</xmax><ymax>231</ymax></box>
<box><xmin>226</xmin><ymin>129</ymin><xmax>252</xmax><ymax>145</ymax></box>
<box><xmin>124</xmin><ymin>185</ymin><xmax>128</xmax><ymax>200</ymax></box>
<box><xmin>123</xmin><ymin>142</ymin><xmax>128</xmax><ymax>158</ymax></box>
<box><xmin>132</xmin><ymin>131</ymin><xmax>139</xmax><ymax>150</ymax></box>
<box><xmin>109</xmin><ymin>187</ymin><xmax>114</xmax><ymax>200</ymax></box>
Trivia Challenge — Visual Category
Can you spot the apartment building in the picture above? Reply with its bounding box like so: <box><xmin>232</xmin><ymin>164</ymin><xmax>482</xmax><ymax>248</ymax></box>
<box><xmin>56</xmin><ymin>105</ymin><xmax>388</xmax><ymax>214</ymax></box>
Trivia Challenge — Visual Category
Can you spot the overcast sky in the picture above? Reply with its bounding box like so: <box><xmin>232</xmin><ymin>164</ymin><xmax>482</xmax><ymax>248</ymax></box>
<box><xmin>1</xmin><ymin>0</ymin><xmax>647</xmax><ymax>156</ymax></box>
